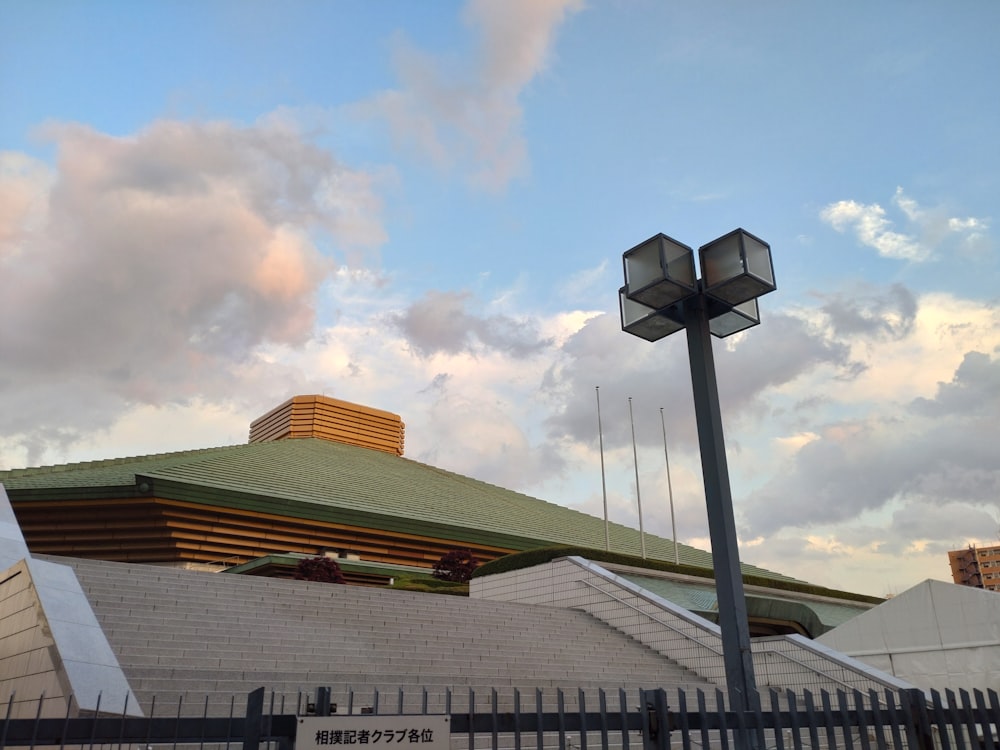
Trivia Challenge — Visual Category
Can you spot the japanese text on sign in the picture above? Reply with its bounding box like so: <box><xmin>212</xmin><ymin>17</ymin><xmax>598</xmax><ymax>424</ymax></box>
<box><xmin>312</xmin><ymin>728</ymin><xmax>436</xmax><ymax>745</ymax></box>
<box><xmin>298</xmin><ymin>715</ymin><xmax>449</xmax><ymax>750</ymax></box>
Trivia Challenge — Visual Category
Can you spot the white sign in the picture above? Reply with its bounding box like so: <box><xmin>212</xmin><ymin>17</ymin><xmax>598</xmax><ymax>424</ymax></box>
<box><xmin>297</xmin><ymin>715</ymin><xmax>450</xmax><ymax>750</ymax></box>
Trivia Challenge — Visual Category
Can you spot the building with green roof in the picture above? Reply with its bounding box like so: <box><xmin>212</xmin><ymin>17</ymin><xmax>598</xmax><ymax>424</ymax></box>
<box><xmin>0</xmin><ymin>394</ymin><xmax>876</xmax><ymax>636</ymax></box>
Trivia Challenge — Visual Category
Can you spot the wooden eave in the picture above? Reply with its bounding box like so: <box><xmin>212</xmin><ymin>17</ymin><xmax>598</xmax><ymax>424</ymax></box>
<box><xmin>134</xmin><ymin>475</ymin><xmax>557</xmax><ymax>553</ymax></box>
<box><xmin>11</xmin><ymin>493</ymin><xmax>518</xmax><ymax>568</ymax></box>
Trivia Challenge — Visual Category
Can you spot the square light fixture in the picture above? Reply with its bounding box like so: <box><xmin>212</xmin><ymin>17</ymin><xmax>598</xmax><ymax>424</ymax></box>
<box><xmin>707</xmin><ymin>297</ymin><xmax>760</xmax><ymax>338</ymax></box>
<box><xmin>623</xmin><ymin>233</ymin><xmax>697</xmax><ymax>311</ymax></box>
<box><xmin>620</xmin><ymin>287</ymin><xmax>686</xmax><ymax>341</ymax></box>
<box><xmin>699</xmin><ymin>228</ymin><xmax>775</xmax><ymax>307</ymax></box>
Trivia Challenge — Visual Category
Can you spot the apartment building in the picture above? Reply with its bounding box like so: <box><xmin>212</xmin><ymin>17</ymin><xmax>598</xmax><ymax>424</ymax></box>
<box><xmin>948</xmin><ymin>543</ymin><xmax>1000</xmax><ymax>591</ymax></box>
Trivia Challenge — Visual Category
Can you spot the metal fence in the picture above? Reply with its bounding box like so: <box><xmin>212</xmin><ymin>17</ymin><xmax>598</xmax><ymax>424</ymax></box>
<box><xmin>2</xmin><ymin>685</ymin><xmax>998</xmax><ymax>750</ymax></box>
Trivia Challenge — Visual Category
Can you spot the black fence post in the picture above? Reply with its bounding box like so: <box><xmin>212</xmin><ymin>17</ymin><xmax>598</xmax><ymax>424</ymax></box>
<box><xmin>641</xmin><ymin>689</ymin><xmax>669</xmax><ymax>750</ymax></box>
<box><xmin>244</xmin><ymin>687</ymin><xmax>265</xmax><ymax>750</ymax></box>
<box><xmin>315</xmin><ymin>688</ymin><xmax>333</xmax><ymax>717</ymax></box>
<box><xmin>903</xmin><ymin>689</ymin><xmax>934</xmax><ymax>750</ymax></box>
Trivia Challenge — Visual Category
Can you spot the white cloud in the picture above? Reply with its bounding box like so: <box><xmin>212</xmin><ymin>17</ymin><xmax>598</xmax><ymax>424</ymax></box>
<box><xmin>948</xmin><ymin>217</ymin><xmax>986</xmax><ymax>232</ymax></box>
<box><xmin>389</xmin><ymin>290</ymin><xmax>554</xmax><ymax>358</ymax></box>
<box><xmin>820</xmin><ymin>187</ymin><xmax>991</xmax><ymax>263</ymax></box>
<box><xmin>892</xmin><ymin>186</ymin><xmax>922</xmax><ymax>222</ymax></box>
<box><xmin>556</xmin><ymin>260</ymin><xmax>609</xmax><ymax>303</ymax></box>
<box><xmin>362</xmin><ymin>0</ymin><xmax>583</xmax><ymax>190</ymax></box>
<box><xmin>0</xmin><ymin>119</ymin><xmax>386</xmax><ymax>464</ymax></box>
<box><xmin>0</xmin><ymin>152</ymin><xmax>54</xmax><ymax>260</ymax></box>
<box><xmin>820</xmin><ymin>195</ymin><xmax>925</xmax><ymax>261</ymax></box>
<box><xmin>799</xmin><ymin>290</ymin><xmax>1000</xmax><ymax>405</ymax></box>
<box><xmin>773</xmin><ymin>432</ymin><xmax>820</xmax><ymax>454</ymax></box>
<box><xmin>740</xmin><ymin>293</ymin><xmax>1000</xmax><ymax>541</ymax></box>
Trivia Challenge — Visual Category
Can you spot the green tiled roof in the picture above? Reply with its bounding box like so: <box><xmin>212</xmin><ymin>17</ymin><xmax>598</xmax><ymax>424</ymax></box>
<box><xmin>1</xmin><ymin>437</ymin><xmax>795</xmax><ymax>581</ymax></box>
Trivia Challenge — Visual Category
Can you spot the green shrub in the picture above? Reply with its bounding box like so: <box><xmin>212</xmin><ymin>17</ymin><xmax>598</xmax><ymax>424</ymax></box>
<box><xmin>432</xmin><ymin>548</ymin><xmax>479</xmax><ymax>583</ymax></box>
<box><xmin>294</xmin><ymin>556</ymin><xmax>346</xmax><ymax>584</ymax></box>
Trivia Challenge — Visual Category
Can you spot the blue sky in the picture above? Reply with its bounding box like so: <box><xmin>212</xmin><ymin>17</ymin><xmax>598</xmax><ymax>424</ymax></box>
<box><xmin>2</xmin><ymin>0</ymin><xmax>998</xmax><ymax>597</ymax></box>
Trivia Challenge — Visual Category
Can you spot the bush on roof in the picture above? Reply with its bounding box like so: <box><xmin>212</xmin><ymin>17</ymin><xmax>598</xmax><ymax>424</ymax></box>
<box><xmin>432</xmin><ymin>548</ymin><xmax>479</xmax><ymax>583</ymax></box>
<box><xmin>294</xmin><ymin>555</ymin><xmax>346</xmax><ymax>584</ymax></box>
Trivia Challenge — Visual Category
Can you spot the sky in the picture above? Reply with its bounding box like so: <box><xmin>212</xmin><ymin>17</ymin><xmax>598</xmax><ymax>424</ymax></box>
<box><xmin>1</xmin><ymin>1</ymin><xmax>998</xmax><ymax>598</ymax></box>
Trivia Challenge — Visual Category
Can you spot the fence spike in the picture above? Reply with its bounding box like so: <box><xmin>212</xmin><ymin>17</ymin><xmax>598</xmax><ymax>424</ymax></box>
<box><xmin>536</xmin><ymin>688</ymin><xmax>544</xmax><ymax>750</ymax></box>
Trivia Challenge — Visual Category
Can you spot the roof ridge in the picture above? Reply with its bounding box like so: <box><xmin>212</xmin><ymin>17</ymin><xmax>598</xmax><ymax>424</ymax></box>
<box><xmin>0</xmin><ymin>443</ymin><xmax>245</xmax><ymax>478</ymax></box>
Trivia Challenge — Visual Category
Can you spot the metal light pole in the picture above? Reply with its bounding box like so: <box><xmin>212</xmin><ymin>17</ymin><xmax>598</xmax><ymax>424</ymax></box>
<box><xmin>618</xmin><ymin>228</ymin><xmax>775</xmax><ymax>750</ymax></box>
<box><xmin>683</xmin><ymin>290</ymin><xmax>759</xmax><ymax>725</ymax></box>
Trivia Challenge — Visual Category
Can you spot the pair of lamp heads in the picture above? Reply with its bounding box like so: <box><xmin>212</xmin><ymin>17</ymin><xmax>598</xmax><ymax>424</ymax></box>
<box><xmin>620</xmin><ymin>228</ymin><xmax>776</xmax><ymax>341</ymax></box>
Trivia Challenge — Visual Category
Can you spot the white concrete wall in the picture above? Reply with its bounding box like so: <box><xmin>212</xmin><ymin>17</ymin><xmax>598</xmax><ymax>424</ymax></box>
<box><xmin>473</xmin><ymin>556</ymin><xmax>913</xmax><ymax>695</ymax></box>
<box><xmin>0</xmin><ymin>484</ymin><xmax>142</xmax><ymax>717</ymax></box>
<box><xmin>0</xmin><ymin>559</ymin><xmax>69</xmax><ymax>718</ymax></box>
<box><xmin>0</xmin><ymin>556</ymin><xmax>143</xmax><ymax>718</ymax></box>
<box><xmin>0</xmin><ymin>483</ymin><xmax>30</xmax><ymax>570</ymax></box>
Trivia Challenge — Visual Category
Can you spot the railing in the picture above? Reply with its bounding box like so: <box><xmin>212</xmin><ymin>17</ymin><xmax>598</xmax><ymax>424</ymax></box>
<box><xmin>578</xmin><ymin>579</ymin><xmax>725</xmax><ymax>657</ymax></box>
<box><xmin>754</xmin><ymin>643</ymin><xmax>866</xmax><ymax>695</ymax></box>
<box><xmin>3</xmin><ymin>686</ymin><xmax>999</xmax><ymax>750</ymax></box>
<box><xmin>576</xmin><ymin>574</ymin><xmax>908</xmax><ymax>696</ymax></box>
<box><xmin>573</xmin><ymin>576</ymin><xmax>729</xmax><ymax>683</ymax></box>
<box><xmin>0</xmin><ymin>687</ymin><xmax>294</xmax><ymax>750</ymax></box>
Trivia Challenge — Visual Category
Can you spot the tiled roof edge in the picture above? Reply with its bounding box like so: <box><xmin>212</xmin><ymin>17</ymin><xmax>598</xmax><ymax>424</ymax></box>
<box><xmin>0</xmin><ymin>444</ymin><xmax>244</xmax><ymax>479</ymax></box>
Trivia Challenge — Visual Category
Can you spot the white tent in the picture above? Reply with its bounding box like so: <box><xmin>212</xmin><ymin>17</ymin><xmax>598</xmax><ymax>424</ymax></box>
<box><xmin>817</xmin><ymin>578</ymin><xmax>1000</xmax><ymax>692</ymax></box>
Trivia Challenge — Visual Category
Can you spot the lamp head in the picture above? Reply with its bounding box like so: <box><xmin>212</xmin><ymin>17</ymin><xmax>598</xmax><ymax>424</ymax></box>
<box><xmin>698</xmin><ymin>228</ymin><xmax>775</xmax><ymax>307</ymax></box>
<box><xmin>707</xmin><ymin>297</ymin><xmax>760</xmax><ymax>338</ymax></box>
<box><xmin>620</xmin><ymin>287</ymin><xmax>685</xmax><ymax>341</ymax></box>
<box><xmin>623</xmin><ymin>233</ymin><xmax>697</xmax><ymax>310</ymax></box>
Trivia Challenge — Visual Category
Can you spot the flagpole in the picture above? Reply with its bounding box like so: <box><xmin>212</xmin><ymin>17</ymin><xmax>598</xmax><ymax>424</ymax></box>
<box><xmin>596</xmin><ymin>386</ymin><xmax>611</xmax><ymax>551</ymax></box>
<box><xmin>628</xmin><ymin>396</ymin><xmax>647</xmax><ymax>559</ymax></box>
<box><xmin>660</xmin><ymin>407</ymin><xmax>680</xmax><ymax>565</ymax></box>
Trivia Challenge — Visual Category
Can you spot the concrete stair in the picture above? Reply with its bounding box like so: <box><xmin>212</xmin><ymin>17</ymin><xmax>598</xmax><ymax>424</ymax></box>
<box><xmin>52</xmin><ymin>556</ymin><xmax>713</xmax><ymax>714</ymax></box>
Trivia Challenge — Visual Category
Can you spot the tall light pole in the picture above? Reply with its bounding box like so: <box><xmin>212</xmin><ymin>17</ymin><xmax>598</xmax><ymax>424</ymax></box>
<box><xmin>618</xmin><ymin>228</ymin><xmax>775</xmax><ymax>749</ymax></box>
